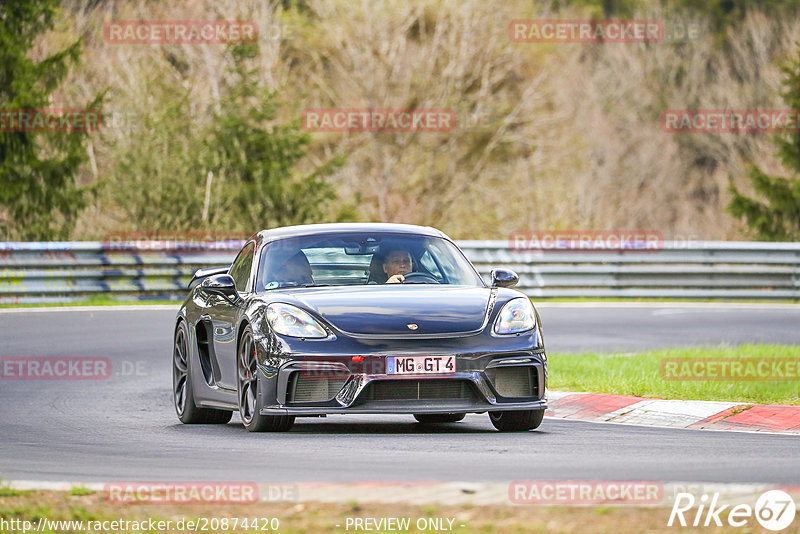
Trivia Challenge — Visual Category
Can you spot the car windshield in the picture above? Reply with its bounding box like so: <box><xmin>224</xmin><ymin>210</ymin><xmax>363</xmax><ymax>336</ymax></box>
<box><xmin>255</xmin><ymin>233</ymin><xmax>484</xmax><ymax>291</ymax></box>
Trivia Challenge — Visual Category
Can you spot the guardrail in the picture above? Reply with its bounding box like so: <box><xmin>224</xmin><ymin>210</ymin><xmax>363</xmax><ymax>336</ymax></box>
<box><xmin>1</xmin><ymin>241</ymin><xmax>799</xmax><ymax>303</ymax></box>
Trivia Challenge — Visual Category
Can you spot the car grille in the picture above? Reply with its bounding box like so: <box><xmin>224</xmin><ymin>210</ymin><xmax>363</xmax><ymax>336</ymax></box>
<box><xmin>358</xmin><ymin>379</ymin><xmax>477</xmax><ymax>402</ymax></box>
<box><xmin>485</xmin><ymin>366</ymin><xmax>539</xmax><ymax>398</ymax></box>
<box><xmin>287</xmin><ymin>373</ymin><xmax>349</xmax><ymax>403</ymax></box>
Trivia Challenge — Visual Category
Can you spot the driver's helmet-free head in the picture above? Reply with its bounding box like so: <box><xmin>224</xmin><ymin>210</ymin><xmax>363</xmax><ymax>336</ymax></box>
<box><xmin>368</xmin><ymin>244</ymin><xmax>412</xmax><ymax>284</ymax></box>
<box><xmin>380</xmin><ymin>246</ymin><xmax>413</xmax><ymax>279</ymax></box>
<box><xmin>266</xmin><ymin>250</ymin><xmax>313</xmax><ymax>287</ymax></box>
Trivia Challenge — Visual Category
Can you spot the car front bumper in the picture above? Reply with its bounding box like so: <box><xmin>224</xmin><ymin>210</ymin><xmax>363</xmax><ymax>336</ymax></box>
<box><xmin>256</xmin><ymin>352</ymin><xmax>548</xmax><ymax>416</ymax></box>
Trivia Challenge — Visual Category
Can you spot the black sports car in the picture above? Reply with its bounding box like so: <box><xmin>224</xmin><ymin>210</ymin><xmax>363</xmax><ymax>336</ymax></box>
<box><xmin>173</xmin><ymin>223</ymin><xmax>547</xmax><ymax>432</ymax></box>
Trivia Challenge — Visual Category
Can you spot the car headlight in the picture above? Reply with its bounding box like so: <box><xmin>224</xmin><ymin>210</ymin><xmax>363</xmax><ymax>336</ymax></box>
<box><xmin>494</xmin><ymin>298</ymin><xmax>536</xmax><ymax>334</ymax></box>
<box><xmin>266</xmin><ymin>303</ymin><xmax>328</xmax><ymax>338</ymax></box>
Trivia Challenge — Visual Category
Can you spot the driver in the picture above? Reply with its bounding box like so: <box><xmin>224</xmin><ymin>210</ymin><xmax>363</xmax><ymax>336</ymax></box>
<box><xmin>382</xmin><ymin>248</ymin><xmax>413</xmax><ymax>284</ymax></box>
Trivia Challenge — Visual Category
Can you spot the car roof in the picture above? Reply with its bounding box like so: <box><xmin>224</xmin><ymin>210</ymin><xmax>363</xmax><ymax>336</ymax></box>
<box><xmin>255</xmin><ymin>223</ymin><xmax>449</xmax><ymax>243</ymax></box>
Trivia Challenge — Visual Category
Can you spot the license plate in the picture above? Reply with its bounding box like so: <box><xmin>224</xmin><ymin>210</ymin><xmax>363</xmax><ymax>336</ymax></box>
<box><xmin>386</xmin><ymin>356</ymin><xmax>455</xmax><ymax>375</ymax></box>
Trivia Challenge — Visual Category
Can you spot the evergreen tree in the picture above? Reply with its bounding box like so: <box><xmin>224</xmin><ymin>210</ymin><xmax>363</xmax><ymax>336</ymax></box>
<box><xmin>205</xmin><ymin>43</ymin><xmax>346</xmax><ymax>231</ymax></box>
<box><xmin>728</xmin><ymin>44</ymin><xmax>800</xmax><ymax>240</ymax></box>
<box><xmin>0</xmin><ymin>0</ymin><xmax>100</xmax><ymax>240</ymax></box>
<box><xmin>111</xmin><ymin>41</ymin><xmax>347</xmax><ymax>235</ymax></box>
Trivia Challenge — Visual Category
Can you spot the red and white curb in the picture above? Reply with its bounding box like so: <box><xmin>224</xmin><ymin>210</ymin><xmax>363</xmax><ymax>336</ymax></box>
<box><xmin>547</xmin><ymin>391</ymin><xmax>800</xmax><ymax>433</ymax></box>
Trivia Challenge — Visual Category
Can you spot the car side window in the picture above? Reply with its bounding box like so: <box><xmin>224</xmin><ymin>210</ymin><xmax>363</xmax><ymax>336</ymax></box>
<box><xmin>229</xmin><ymin>242</ymin><xmax>255</xmax><ymax>292</ymax></box>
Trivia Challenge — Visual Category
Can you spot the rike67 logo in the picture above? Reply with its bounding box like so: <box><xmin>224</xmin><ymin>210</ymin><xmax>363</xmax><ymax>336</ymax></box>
<box><xmin>669</xmin><ymin>490</ymin><xmax>796</xmax><ymax>531</ymax></box>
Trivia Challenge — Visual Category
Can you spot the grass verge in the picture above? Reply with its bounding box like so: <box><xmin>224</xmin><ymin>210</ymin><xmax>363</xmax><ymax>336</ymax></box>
<box><xmin>0</xmin><ymin>490</ymin><xmax>753</xmax><ymax>534</ymax></box>
<box><xmin>548</xmin><ymin>344</ymin><xmax>800</xmax><ymax>405</ymax></box>
<box><xmin>0</xmin><ymin>296</ymin><xmax>180</xmax><ymax>308</ymax></box>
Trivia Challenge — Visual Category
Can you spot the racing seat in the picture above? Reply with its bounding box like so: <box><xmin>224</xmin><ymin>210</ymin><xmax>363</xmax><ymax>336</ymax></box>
<box><xmin>366</xmin><ymin>254</ymin><xmax>387</xmax><ymax>284</ymax></box>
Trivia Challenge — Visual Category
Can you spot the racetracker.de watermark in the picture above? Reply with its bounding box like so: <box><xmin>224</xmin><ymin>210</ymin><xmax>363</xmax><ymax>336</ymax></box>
<box><xmin>509</xmin><ymin>20</ymin><xmax>663</xmax><ymax>43</ymax></box>
<box><xmin>0</xmin><ymin>357</ymin><xmax>146</xmax><ymax>380</ymax></box>
<box><xmin>104</xmin><ymin>20</ymin><xmax>258</xmax><ymax>44</ymax></box>
<box><xmin>302</xmin><ymin>109</ymin><xmax>455</xmax><ymax>132</ymax></box>
<box><xmin>0</xmin><ymin>109</ymin><xmax>102</xmax><ymax>132</ymax></box>
<box><xmin>104</xmin><ymin>482</ymin><xmax>259</xmax><ymax>504</ymax></box>
<box><xmin>660</xmin><ymin>17</ymin><xmax>706</xmax><ymax>43</ymax></box>
<box><xmin>298</xmin><ymin>357</ymin><xmax>385</xmax><ymax>379</ymax></box>
<box><xmin>509</xmin><ymin>230</ymin><xmax>664</xmax><ymax>252</ymax></box>
<box><xmin>509</xmin><ymin>481</ymin><xmax>663</xmax><ymax>504</ymax></box>
<box><xmin>660</xmin><ymin>358</ymin><xmax>800</xmax><ymax>381</ymax></box>
<box><xmin>1</xmin><ymin>357</ymin><xmax>111</xmax><ymax>380</ymax></box>
<box><xmin>661</xmin><ymin>109</ymin><xmax>800</xmax><ymax>133</ymax></box>
<box><xmin>103</xmin><ymin>231</ymin><xmax>250</xmax><ymax>252</ymax></box>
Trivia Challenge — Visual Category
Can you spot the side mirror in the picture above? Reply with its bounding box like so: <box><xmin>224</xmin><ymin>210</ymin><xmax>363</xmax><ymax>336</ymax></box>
<box><xmin>491</xmin><ymin>268</ymin><xmax>519</xmax><ymax>288</ymax></box>
<box><xmin>189</xmin><ymin>266</ymin><xmax>231</xmax><ymax>289</ymax></box>
<box><xmin>199</xmin><ymin>274</ymin><xmax>239</xmax><ymax>300</ymax></box>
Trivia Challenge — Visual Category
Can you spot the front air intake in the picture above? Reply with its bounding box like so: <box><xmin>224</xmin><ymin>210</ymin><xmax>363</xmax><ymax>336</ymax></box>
<box><xmin>486</xmin><ymin>366</ymin><xmax>538</xmax><ymax>398</ymax></box>
<box><xmin>287</xmin><ymin>373</ymin><xmax>348</xmax><ymax>403</ymax></box>
<box><xmin>358</xmin><ymin>380</ymin><xmax>476</xmax><ymax>402</ymax></box>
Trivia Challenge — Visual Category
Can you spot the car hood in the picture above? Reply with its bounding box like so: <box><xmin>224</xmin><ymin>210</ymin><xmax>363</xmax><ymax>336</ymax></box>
<box><xmin>284</xmin><ymin>285</ymin><xmax>493</xmax><ymax>336</ymax></box>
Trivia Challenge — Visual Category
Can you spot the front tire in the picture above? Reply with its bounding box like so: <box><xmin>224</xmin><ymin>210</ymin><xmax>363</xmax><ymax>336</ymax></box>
<box><xmin>173</xmin><ymin>320</ymin><xmax>232</xmax><ymax>424</ymax></box>
<box><xmin>488</xmin><ymin>409</ymin><xmax>544</xmax><ymax>431</ymax></box>
<box><xmin>413</xmin><ymin>413</ymin><xmax>466</xmax><ymax>424</ymax></box>
<box><xmin>237</xmin><ymin>325</ymin><xmax>295</xmax><ymax>432</ymax></box>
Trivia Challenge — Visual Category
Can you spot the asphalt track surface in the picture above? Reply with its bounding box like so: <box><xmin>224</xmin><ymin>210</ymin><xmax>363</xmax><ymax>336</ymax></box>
<box><xmin>0</xmin><ymin>304</ymin><xmax>798</xmax><ymax>484</ymax></box>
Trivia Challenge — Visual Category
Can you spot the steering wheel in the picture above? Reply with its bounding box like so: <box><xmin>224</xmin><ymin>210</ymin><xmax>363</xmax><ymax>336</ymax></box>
<box><xmin>401</xmin><ymin>272</ymin><xmax>439</xmax><ymax>284</ymax></box>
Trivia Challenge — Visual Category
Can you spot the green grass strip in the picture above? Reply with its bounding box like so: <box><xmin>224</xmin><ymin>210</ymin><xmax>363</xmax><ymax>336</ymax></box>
<box><xmin>548</xmin><ymin>344</ymin><xmax>800</xmax><ymax>405</ymax></box>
